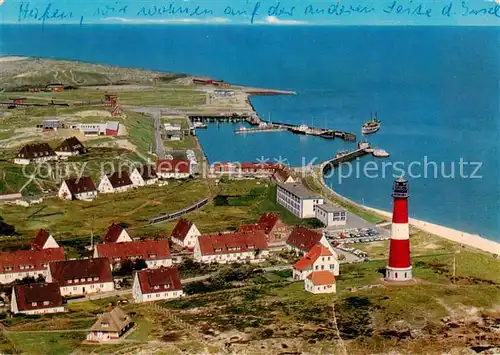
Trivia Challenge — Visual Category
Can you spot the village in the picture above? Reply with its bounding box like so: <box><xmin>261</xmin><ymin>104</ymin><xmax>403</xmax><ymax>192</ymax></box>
<box><xmin>0</xmin><ymin>58</ymin><xmax>498</xmax><ymax>355</ymax></box>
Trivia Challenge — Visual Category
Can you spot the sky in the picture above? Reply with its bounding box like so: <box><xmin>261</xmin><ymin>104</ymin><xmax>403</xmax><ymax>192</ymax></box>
<box><xmin>0</xmin><ymin>0</ymin><xmax>499</xmax><ymax>25</ymax></box>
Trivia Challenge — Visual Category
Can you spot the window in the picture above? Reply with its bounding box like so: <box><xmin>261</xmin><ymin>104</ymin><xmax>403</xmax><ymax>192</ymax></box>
<box><xmin>31</xmin><ymin>302</ymin><xmax>37</xmax><ymax>307</ymax></box>
<box><xmin>93</xmin><ymin>277</ymin><xmax>99</xmax><ymax>281</ymax></box>
<box><xmin>43</xmin><ymin>301</ymin><xmax>50</xmax><ymax>306</ymax></box>
<box><xmin>68</xmin><ymin>280</ymin><xmax>73</xmax><ymax>284</ymax></box>
<box><xmin>395</xmin><ymin>272</ymin><xmax>398</xmax><ymax>279</ymax></box>
<box><xmin>73</xmin><ymin>287</ymin><xmax>77</xmax><ymax>290</ymax></box>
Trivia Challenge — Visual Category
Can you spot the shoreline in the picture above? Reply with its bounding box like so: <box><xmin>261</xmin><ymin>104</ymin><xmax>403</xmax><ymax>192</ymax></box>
<box><xmin>315</xmin><ymin>171</ymin><xmax>500</xmax><ymax>255</ymax></box>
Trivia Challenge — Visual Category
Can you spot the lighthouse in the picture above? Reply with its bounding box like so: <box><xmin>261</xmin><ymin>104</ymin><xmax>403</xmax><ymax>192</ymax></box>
<box><xmin>385</xmin><ymin>177</ymin><xmax>413</xmax><ymax>282</ymax></box>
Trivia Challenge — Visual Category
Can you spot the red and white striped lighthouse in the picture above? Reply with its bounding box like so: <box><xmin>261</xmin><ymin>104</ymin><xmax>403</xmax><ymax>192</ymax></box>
<box><xmin>385</xmin><ymin>177</ymin><xmax>413</xmax><ymax>282</ymax></box>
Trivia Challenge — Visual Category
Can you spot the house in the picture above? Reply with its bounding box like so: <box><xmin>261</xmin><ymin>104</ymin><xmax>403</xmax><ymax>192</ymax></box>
<box><xmin>47</xmin><ymin>258</ymin><xmax>114</xmax><ymax>296</ymax></box>
<box><xmin>39</xmin><ymin>119</ymin><xmax>61</xmax><ymax>131</ymax></box>
<box><xmin>0</xmin><ymin>248</ymin><xmax>65</xmax><ymax>284</ymax></box>
<box><xmin>276</xmin><ymin>183</ymin><xmax>324</xmax><ymax>219</ymax></box>
<box><xmin>211</xmin><ymin>162</ymin><xmax>282</xmax><ymax>178</ymax></box>
<box><xmin>98</xmin><ymin>171</ymin><xmax>133</xmax><ymax>193</ymax></box>
<box><xmin>94</xmin><ymin>240</ymin><xmax>172</xmax><ymax>269</ymax></box>
<box><xmin>171</xmin><ymin>219</ymin><xmax>201</xmax><ymax>249</ymax></box>
<box><xmin>273</xmin><ymin>168</ymin><xmax>296</xmax><ymax>184</ymax></box>
<box><xmin>286</xmin><ymin>227</ymin><xmax>335</xmax><ymax>255</ymax></box>
<box><xmin>314</xmin><ymin>204</ymin><xmax>347</xmax><ymax>227</ymax></box>
<box><xmin>102</xmin><ymin>223</ymin><xmax>133</xmax><ymax>244</ymax></box>
<box><xmin>9</xmin><ymin>97</ymin><xmax>26</xmax><ymax>104</ymax></box>
<box><xmin>130</xmin><ymin>165</ymin><xmax>158</xmax><ymax>187</ymax></box>
<box><xmin>105</xmin><ymin>121</ymin><xmax>120</xmax><ymax>136</ymax></box>
<box><xmin>163</xmin><ymin>150</ymin><xmax>198</xmax><ymax>176</ymax></box>
<box><xmin>133</xmin><ymin>267</ymin><xmax>183</xmax><ymax>303</ymax></box>
<box><xmin>31</xmin><ymin>229</ymin><xmax>60</xmax><ymax>250</ymax></box>
<box><xmin>11</xmin><ymin>283</ymin><xmax>65</xmax><ymax>315</ymax></box>
<box><xmin>104</xmin><ymin>94</ymin><xmax>118</xmax><ymax>107</ymax></box>
<box><xmin>292</xmin><ymin>243</ymin><xmax>339</xmax><ymax>280</ymax></box>
<box><xmin>194</xmin><ymin>231</ymin><xmax>270</xmax><ymax>264</ymax></box>
<box><xmin>55</xmin><ymin>137</ymin><xmax>86</xmax><ymax>157</ymax></box>
<box><xmin>163</xmin><ymin>123</ymin><xmax>182</xmax><ymax>131</ymax></box>
<box><xmin>46</xmin><ymin>83</ymin><xmax>65</xmax><ymax>92</ymax></box>
<box><xmin>111</xmin><ymin>106</ymin><xmax>123</xmax><ymax>118</ymax></box>
<box><xmin>58</xmin><ymin>176</ymin><xmax>97</xmax><ymax>201</ymax></box>
<box><xmin>238</xmin><ymin>213</ymin><xmax>291</xmax><ymax>248</ymax></box>
<box><xmin>86</xmin><ymin>307</ymin><xmax>134</xmax><ymax>342</ymax></box>
<box><xmin>165</xmin><ymin>131</ymin><xmax>182</xmax><ymax>141</ymax></box>
<box><xmin>304</xmin><ymin>270</ymin><xmax>336</xmax><ymax>294</ymax></box>
<box><xmin>14</xmin><ymin>143</ymin><xmax>57</xmax><ymax>165</ymax></box>
<box><xmin>156</xmin><ymin>159</ymin><xmax>191</xmax><ymax>179</ymax></box>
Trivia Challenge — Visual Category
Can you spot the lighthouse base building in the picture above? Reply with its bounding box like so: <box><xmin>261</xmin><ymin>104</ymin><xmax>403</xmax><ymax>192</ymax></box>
<box><xmin>385</xmin><ymin>177</ymin><xmax>413</xmax><ymax>282</ymax></box>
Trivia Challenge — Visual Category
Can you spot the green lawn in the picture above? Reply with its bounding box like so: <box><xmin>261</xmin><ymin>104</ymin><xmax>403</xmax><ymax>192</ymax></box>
<box><xmin>4</xmin><ymin>332</ymin><xmax>86</xmax><ymax>355</ymax></box>
<box><xmin>124</xmin><ymin>111</ymin><xmax>155</xmax><ymax>157</ymax></box>
<box><xmin>117</xmin><ymin>88</ymin><xmax>205</xmax><ymax>107</ymax></box>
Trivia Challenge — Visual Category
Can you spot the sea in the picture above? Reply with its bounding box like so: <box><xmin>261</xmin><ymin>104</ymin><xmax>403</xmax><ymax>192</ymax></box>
<box><xmin>0</xmin><ymin>25</ymin><xmax>498</xmax><ymax>241</ymax></box>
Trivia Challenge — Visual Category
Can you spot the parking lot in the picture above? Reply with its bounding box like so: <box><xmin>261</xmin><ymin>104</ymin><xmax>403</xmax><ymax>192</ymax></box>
<box><xmin>326</xmin><ymin>227</ymin><xmax>391</xmax><ymax>261</ymax></box>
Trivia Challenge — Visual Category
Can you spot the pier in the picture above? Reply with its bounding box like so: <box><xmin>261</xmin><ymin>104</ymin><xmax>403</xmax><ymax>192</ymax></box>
<box><xmin>234</xmin><ymin>126</ymin><xmax>288</xmax><ymax>134</ymax></box>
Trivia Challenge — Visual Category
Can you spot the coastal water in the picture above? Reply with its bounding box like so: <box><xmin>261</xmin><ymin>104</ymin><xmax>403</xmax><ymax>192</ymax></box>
<box><xmin>0</xmin><ymin>25</ymin><xmax>499</xmax><ymax>240</ymax></box>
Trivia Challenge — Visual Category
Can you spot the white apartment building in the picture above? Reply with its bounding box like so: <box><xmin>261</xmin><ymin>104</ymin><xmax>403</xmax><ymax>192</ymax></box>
<box><xmin>276</xmin><ymin>183</ymin><xmax>324</xmax><ymax>219</ymax></box>
<box><xmin>314</xmin><ymin>204</ymin><xmax>347</xmax><ymax>227</ymax></box>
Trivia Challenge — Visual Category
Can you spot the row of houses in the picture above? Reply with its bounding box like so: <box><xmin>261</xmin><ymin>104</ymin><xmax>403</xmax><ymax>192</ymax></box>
<box><xmin>14</xmin><ymin>137</ymin><xmax>86</xmax><ymax>165</ymax></box>
<box><xmin>38</xmin><ymin>120</ymin><xmax>121</xmax><ymax>135</ymax></box>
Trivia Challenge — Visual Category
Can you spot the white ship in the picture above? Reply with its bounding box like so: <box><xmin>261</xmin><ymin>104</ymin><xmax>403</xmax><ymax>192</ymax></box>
<box><xmin>362</xmin><ymin>112</ymin><xmax>381</xmax><ymax>135</ymax></box>
<box><xmin>372</xmin><ymin>149</ymin><xmax>390</xmax><ymax>158</ymax></box>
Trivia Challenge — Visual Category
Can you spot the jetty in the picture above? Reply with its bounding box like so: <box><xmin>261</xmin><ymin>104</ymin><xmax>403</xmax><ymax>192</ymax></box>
<box><xmin>318</xmin><ymin>142</ymin><xmax>389</xmax><ymax>173</ymax></box>
<box><xmin>234</xmin><ymin>126</ymin><xmax>287</xmax><ymax>134</ymax></box>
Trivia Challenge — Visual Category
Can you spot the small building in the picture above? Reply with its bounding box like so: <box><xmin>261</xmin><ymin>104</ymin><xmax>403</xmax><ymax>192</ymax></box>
<box><xmin>14</xmin><ymin>143</ymin><xmax>57</xmax><ymax>165</ymax></box>
<box><xmin>238</xmin><ymin>213</ymin><xmax>291</xmax><ymax>248</ymax></box>
<box><xmin>211</xmin><ymin>162</ymin><xmax>282</xmax><ymax>178</ymax></box>
<box><xmin>40</xmin><ymin>119</ymin><xmax>61</xmax><ymax>131</ymax></box>
<box><xmin>86</xmin><ymin>307</ymin><xmax>134</xmax><ymax>342</ymax></box>
<box><xmin>194</xmin><ymin>231</ymin><xmax>270</xmax><ymax>264</ymax></box>
<box><xmin>133</xmin><ymin>267</ymin><xmax>183</xmax><ymax>303</ymax></box>
<box><xmin>130</xmin><ymin>165</ymin><xmax>158</xmax><ymax>187</ymax></box>
<box><xmin>98</xmin><ymin>171</ymin><xmax>134</xmax><ymax>194</ymax></box>
<box><xmin>293</xmin><ymin>243</ymin><xmax>339</xmax><ymax>280</ymax></box>
<box><xmin>94</xmin><ymin>239</ymin><xmax>172</xmax><ymax>269</ymax></box>
<box><xmin>276</xmin><ymin>183</ymin><xmax>324</xmax><ymax>219</ymax></box>
<box><xmin>104</xmin><ymin>94</ymin><xmax>118</xmax><ymax>107</ymax></box>
<box><xmin>102</xmin><ymin>223</ymin><xmax>133</xmax><ymax>244</ymax></box>
<box><xmin>156</xmin><ymin>159</ymin><xmax>191</xmax><ymax>179</ymax></box>
<box><xmin>273</xmin><ymin>169</ymin><xmax>296</xmax><ymax>184</ymax></box>
<box><xmin>58</xmin><ymin>176</ymin><xmax>97</xmax><ymax>201</ymax></box>
<box><xmin>304</xmin><ymin>270</ymin><xmax>336</xmax><ymax>294</ymax></box>
<box><xmin>314</xmin><ymin>204</ymin><xmax>347</xmax><ymax>227</ymax></box>
<box><xmin>0</xmin><ymin>248</ymin><xmax>65</xmax><ymax>284</ymax></box>
<box><xmin>47</xmin><ymin>258</ymin><xmax>114</xmax><ymax>296</ymax></box>
<box><xmin>105</xmin><ymin>121</ymin><xmax>120</xmax><ymax>136</ymax></box>
<box><xmin>163</xmin><ymin>123</ymin><xmax>182</xmax><ymax>131</ymax></box>
<box><xmin>286</xmin><ymin>227</ymin><xmax>335</xmax><ymax>255</ymax></box>
<box><xmin>9</xmin><ymin>98</ymin><xmax>26</xmax><ymax>104</ymax></box>
<box><xmin>110</xmin><ymin>106</ymin><xmax>123</xmax><ymax>118</ymax></box>
<box><xmin>171</xmin><ymin>218</ymin><xmax>201</xmax><ymax>249</ymax></box>
<box><xmin>11</xmin><ymin>283</ymin><xmax>65</xmax><ymax>315</ymax></box>
<box><xmin>31</xmin><ymin>229</ymin><xmax>60</xmax><ymax>250</ymax></box>
<box><xmin>165</xmin><ymin>131</ymin><xmax>182</xmax><ymax>141</ymax></box>
<box><xmin>55</xmin><ymin>137</ymin><xmax>86</xmax><ymax>157</ymax></box>
<box><xmin>46</xmin><ymin>83</ymin><xmax>65</xmax><ymax>92</ymax></box>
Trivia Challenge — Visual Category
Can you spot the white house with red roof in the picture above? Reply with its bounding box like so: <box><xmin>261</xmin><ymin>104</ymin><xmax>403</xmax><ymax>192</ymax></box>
<box><xmin>293</xmin><ymin>243</ymin><xmax>339</xmax><ymax>281</ymax></box>
<box><xmin>11</xmin><ymin>283</ymin><xmax>65</xmax><ymax>314</ymax></box>
<box><xmin>102</xmin><ymin>224</ymin><xmax>133</xmax><ymax>244</ymax></box>
<box><xmin>194</xmin><ymin>231</ymin><xmax>270</xmax><ymax>264</ymax></box>
<box><xmin>98</xmin><ymin>171</ymin><xmax>134</xmax><ymax>194</ymax></box>
<box><xmin>0</xmin><ymin>248</ymin><xmax>65</xmax><ymax>284</ymax></box>
<box><xmin>133</xmin><ymin>267</ymin><xmax>183</xmax><ymax>303</ymax></box>
<box><xmin>171</xmin><ymin>219</ymin><xmax>201</xmax><ymax>249</ymax></box>
<box><xmin>94</xmin><ymin>240</ymin><xmax>172</xmax><ymax>269</ymax></box>
<box><xmin>286</xmin><ymin>227</ymin><xmax>334</xmax><ymax>255</ymax></box>
<box><xmin>305</xmin><ymin>270</ymin><xmax>336</xmax><ymax>294</ymax></box>
<box><xmin>130</xmin><ymin>165</ymin><xmax>158</xmax><ymax>187</ymax></box>
<box><xmin>156</xmin><ymin>159</ymin><xmax>191</xmax><ymax>179</ymax></box>
<box><xmin>31</xmin><ymin>229</ymin><xmax>59</xmax><ymax>250</ymax></box>
<box><xmin>47</xmin><ymin>258</ymin><xmax>114</xmax><ymax>296</ymax></box>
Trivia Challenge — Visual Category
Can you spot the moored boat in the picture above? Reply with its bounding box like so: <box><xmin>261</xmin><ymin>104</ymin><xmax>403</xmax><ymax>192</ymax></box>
<box><xmin>372</xmin><ymin>149</ymin><xmax>390</xmax><ymax>158</ymax></box>
<box><xmin>291</xmin><ymin>124</ymin><xmax>309</xmax><ymax>134</ymax></box>
<box><xmin>362</xmin><ymin>112</ymin><xmax>381</xmax><ymax>135</ymax></box>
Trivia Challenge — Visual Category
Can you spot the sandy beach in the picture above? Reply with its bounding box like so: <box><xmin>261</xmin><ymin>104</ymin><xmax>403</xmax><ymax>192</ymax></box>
<box><xmin>316</xmin><ymin>172</ymin><xmax>500</xmax><ymax>255</ymax></box>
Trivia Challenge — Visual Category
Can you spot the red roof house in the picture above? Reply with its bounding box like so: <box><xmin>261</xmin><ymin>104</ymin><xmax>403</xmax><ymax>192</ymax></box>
<box><xmin>286</xmin><ymin>227</ymin><xmax>329</xmax><ymax>253</ymax></box>
<box><xmin>98</xmin><ymin>171</ymin><xmax>133</xmax><ymax>193</ymax></box>
<box><xmin>133</xmin><ymin>267</ymin><xmax>183</xmax><ymax>303</ymax></box>
<box><xmin>94</xmin><ymin>240</ymin><xmax>172</xmax><ymax>269</ymax></box>
<box><xmin>194</xmin><ymin>231</ymin><xmax>269</xmax><ymax>264</ymax></box>
<box><xmin>31</xmin><ymin>229</ymin><xmax>60</xmax><ymax>250</ymax></box>
<box><xmin>47</xmin><ymin>258</ymin><xmax>114</xmax><ymax>296</ymax></box>
<box><xmin>58</xmin><ymin>176</ymin><xmax>97</xmax><ymax>201</ymax></box>
<box><xmin>293</xmin><ymin>243</ymin><xmax>339</xmax><ymax>279</ymax></box>
<box><xmin>238</xmin><ymin>213</ymin><xmax>291</xmax><ymax>247</ymax></box>
<box><xmin>171</xmin><ymin>219</ymin><xmax>201</xmax><ymax>249</ymax></box>
<box><xmin>156</xmin><ymin>159</ymin><xmax>191</xmax><ymax>179</ymax></box>
<box><xmin>305</xmin><ymin>270</ymin><xmax>336</xmax><ymax>294</ymax></box>
<box><xmin>0</xmin><ymin>248</ymin><xmax>65</xmax><ymax>284</ymax></box>
<box><xmin>102</xmin><ymin>223</ymin><xmax>133</xmax><ymax>244</ymax></box>
<box><xmin>11</xmin><ymin>283</ymin><xmax>65</xmax><ymax>314</ymax></box>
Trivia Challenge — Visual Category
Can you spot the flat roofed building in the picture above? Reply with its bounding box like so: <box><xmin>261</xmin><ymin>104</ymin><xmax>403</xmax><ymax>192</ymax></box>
<box><xmin>314</xmin><ymin>204</ymin><xmax>347</xmax><ymax>227</ymax></box>
<box><xmin>276</xmin><ymin>183</ymin><xmax>324</xmax><ymax>219</ymax></box>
